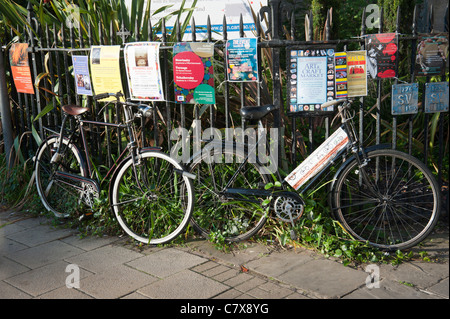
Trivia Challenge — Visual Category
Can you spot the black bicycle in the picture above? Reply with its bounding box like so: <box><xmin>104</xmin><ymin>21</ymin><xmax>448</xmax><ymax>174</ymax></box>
<box><xmin>34</xmin><ymin>92</ymin><xmax>195</xmax><ymax>245</ymax></box>
<box><xmin>188</xmin><ymin>99</ymin><xmax>441</xmax><ymax>251</ymax></box>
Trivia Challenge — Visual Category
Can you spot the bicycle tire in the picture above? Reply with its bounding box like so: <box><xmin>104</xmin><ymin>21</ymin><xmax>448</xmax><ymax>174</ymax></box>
<box><xmin>34</xmin><ymin>136</ymin><xmax>87</xmax><ymax>218</ymax></box>
<box><xmin>189</xmin><ymin>144</ymin><xmax>270</xmax><ymax>242</ymax></box>
<box><xmin>332</xmin><ymin>149</ymin><xmax>441</xmax><ymax>251</ymax></box>
<box><xmin>110</xmin><ymin>150</ymin><xmax>194</xmax><ymax>245</ymax></box>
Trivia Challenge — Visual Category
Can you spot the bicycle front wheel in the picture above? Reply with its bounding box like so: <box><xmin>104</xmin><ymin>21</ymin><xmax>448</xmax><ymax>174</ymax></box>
<box><xmin>110</xmin><ymin>150</ymin><xmax>194</xmax><ymax>245</ymax></box>
<box><xmin>333</xmin><ymin>149</ymin><xmax>441</xmax><ymax>251</ymax></box>
<box><xmin>35</xmin><ymin>136</ymin><xmax>87</xmax><ymax>218</ymax></box>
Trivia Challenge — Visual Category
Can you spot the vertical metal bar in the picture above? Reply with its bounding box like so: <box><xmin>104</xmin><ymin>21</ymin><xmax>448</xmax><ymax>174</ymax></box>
<box><xmin>392</xmin><ymin>6</ymin><xmax>400</xmax><ymax>150</ymax></box>
<box><xmin>240</xmin><ymin>14</ymin><xmax>246</xmax><ymax>131</ymax></box>
<box><xmin>223</xmin><ymin>15</ymin><xmax>230</xmax><ymax>133</ymax></box>
<box><xmin>45</xmin><ymin>24</ymin><xmax>57</xmax><ymax>127</ymax></box>
<box><xmin>207</xmin><ymin>16</ymin><xmax>215</xmax><ymax>129</ymax></box>
<box><xmin>162</xmin><ymin>18</ymin><xmax>172</xmax><ymax>151</ymax></box>
<box><xmin>359</xmin><ymin>8</ymin><xmax>366</xmax><ymax>149</ymax></box>
<box><xmin>409</xmin><ymin>5</ymin><xmax>418</xmax><ymax>157</ymax></box>
<box><xmin>0</xmin><ymin>39</ymin><xmax>14</xmax><ymax>168</ymax></box>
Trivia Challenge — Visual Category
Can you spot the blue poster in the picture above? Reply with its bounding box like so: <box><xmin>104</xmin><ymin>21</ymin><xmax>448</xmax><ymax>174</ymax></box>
<box><xmin>226</xmin><ymin>38</ymin><xmax>258</xmax><ymax>82</ymax></box>
<box><xmin>72</xmin><ymin>55</ymin><xmax>93</xmax><ymax>96</ymax></box>
<box><xmin>391</xmin><ymin>83</ymin><xmax>419</xmax><ymax>115</ymax></box>
<box><xmin>425</xmin><ymin>82</ymin><xmax>449</xmax><ymax>113</ymax></box>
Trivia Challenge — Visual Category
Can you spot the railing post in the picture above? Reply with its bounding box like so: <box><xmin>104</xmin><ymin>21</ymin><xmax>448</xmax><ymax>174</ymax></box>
<box><xmin>0</xmin><ymin>41</ymin><xmax>14</xmax><ymax>168</ymax></box>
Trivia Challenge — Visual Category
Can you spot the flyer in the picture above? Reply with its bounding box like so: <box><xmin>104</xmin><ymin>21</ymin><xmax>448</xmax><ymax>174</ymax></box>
<box><xmin>334</xmin><ymin>52</ymin><xmax>348</xmax><ymax>99</ymax></box>
<box><xmin>288</xmin><ymin>48</ymin><xmax>336</xmax><ymax>113</ymax></box>
<box><xmin>72</xmin><ymin>55</ymin><xmax>93</xmax><ymax>96</ymax></box>
<box><xmin>415</xmin><ymin>33</ymin><xmax>449</xmax><ymax>76</ymax></box>
<box><xmin>366</xmin><ymin>33</ymin><xmax>398</xmax><ymax>79</ymax></box>
<box><xmin>124</xmin><ymin>42</ymin><xmax>164</xmax><ymax>101</ymax></box>
<box><xmin>90</xmin><ymin>45</ymin><xmax>124</xmax><ymax>101</ymax></box>
<box><xmin>9</xmin><ymin>43</ymin><xmax>34</xmax><ymax>94</ymax></box>
<box><xmin>173</xmin><ymin>42</ymin><xmax>215</xmax><ymax>104</ymax></box>
<box><xmin>346</xmin><ymin>50</ymin><xmax>368</xmax><ymax>97</ymax></box>
<box><xmin>226</xmin><ymin>38</ymin><xmax>258</xmax><ymax>82</ymax></box>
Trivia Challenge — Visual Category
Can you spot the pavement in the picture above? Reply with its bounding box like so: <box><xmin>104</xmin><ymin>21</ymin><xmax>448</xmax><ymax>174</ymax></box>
<box><xmin>1</xmin><ymin>209</ymin><xmax>448</xmax><ymax>303</ymax></box>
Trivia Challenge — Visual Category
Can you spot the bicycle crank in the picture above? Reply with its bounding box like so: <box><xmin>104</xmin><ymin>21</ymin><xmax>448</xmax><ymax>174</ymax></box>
<box><xmin>273</xmin><ymin>193</ymin><xmax>305</xmax><ymax>240</ymax></box>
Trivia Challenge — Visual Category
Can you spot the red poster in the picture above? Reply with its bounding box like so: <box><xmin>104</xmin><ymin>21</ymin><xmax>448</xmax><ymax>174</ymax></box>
<box><xmin>366</xmin><ymin>33</ymin><xmax>398</xmax><ymax>79</ymax></box>
<box><xmin>9</xmin><ymin>43</ymin><xmax>34</xmax><ymax>94</ymax></box>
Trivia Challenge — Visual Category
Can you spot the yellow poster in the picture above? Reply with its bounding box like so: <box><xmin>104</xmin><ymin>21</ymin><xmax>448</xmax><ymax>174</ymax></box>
<box><xmin>90</xmin><ymin>45</ymin><xmax>124</xmax><ymax>101</ymax></box>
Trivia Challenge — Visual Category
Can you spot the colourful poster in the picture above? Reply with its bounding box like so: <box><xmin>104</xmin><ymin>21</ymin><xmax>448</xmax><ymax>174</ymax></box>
<box><xmin>90</xmin><ymin>45</ymin><xmax>124</xmax><ymax>101</ymax></box>
<box><xmin>366</xmin><ymin>33</ymin><xmax>398</xmax><ymax>79</ymax></box>
<box><xmin>9</xmin><ymin>43</ymin><xmax>34</xmax><ymax>94</ymax></box>
<box><xmin>288</xmin><ymin>48</ymin><xmax>336</xmax><ymax>113</ymax></box>
<box><xmin>346</xmin><ymin>50</ymin><xmax>368</xmax><ymax>97</ymax></box>
<box><xmin>415</xmin><ymin>33</ymin><xmax>449</xmax><ymax>76</ymax></box>
<box><xmin>124</xmin><ymin>42</ymin><xmax>164</xmax><ymax>101</ymax></box>
<box><xmin>72</xmin><ymin>55</ymin><xmax>92</xmax><ymax>96</ymax></box>
<box><xmin>173</xmin><ymin>42</ymin><xmax>215</xmax><ymax>104</ymax></box>
<box><xmin>334</xmin><ymin>52</ymin><xmax>348</xmax><ymax>99</ymax></box>
<box><xmin>226</xmin><ymin>38</ymin><xmax>258</xmax><ymax>82</ymax></box>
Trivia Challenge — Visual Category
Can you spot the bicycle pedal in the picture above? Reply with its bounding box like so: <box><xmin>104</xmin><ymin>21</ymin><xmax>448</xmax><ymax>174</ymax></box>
<box><xmin>79</xmin><ymin>212</ymin><xmax>93</xmax><ymax>221</ymax></box>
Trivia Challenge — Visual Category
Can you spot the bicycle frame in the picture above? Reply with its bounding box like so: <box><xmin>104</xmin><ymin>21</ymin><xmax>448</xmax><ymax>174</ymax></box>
<box><xmin>222</xmin><ymin>101</ymin><xmax>376</xmax><ymax>197</ymax></box>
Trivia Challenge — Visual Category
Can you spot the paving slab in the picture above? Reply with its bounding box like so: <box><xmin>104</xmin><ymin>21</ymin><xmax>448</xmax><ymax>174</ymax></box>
<box><xmin>65</xmin><ymin>244</ymin><xmax>144</xmax><ymax>273</ymax></box>
<box><xmin>76</xmin><ymin>264</ymin><xmax>158</xmax><ymax>299</ymax></box>
<box><xmin>5</xmin><ymin>240</ymin><xmax>85</xmax><ymax>269</ymax></box>
<box><xmin>138</xmin><ymin>269</ymin><xmax>229</xmax><ymax>299</ymax></box>
<box><xmin>277</xmin><ymin>258</ymin><xmax>368</xmax><ymax>298</ymax></box>
<box><xmin>4</xmin><ymin>260</ymin><xmax>92</xmax><ymax>297</ymax></box>
<box><xmin>126</xmin><ymin>248</ymin><xmax>207</xmax><ymax>278</ymax></box>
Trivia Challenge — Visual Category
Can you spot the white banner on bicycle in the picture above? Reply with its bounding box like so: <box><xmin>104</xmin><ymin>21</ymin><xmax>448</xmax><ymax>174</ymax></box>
<box><xmin>285</xmin><ymin>127</ymin><xmax>349</xmax><ymax>190</ymax></box>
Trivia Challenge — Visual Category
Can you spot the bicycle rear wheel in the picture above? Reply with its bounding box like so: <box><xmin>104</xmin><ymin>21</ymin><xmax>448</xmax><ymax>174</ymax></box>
<box><xmin>34</xmin><ymin>136</ymin><xmax>87</xmax><ymax>218</ymax></box>
<box><xmin>333</xmin><ymin>149</ymin><xmax>441</xmax><ymax>251</ymax></box>
<box><xmin>189</xmin><ymin>145</ymin><xmax>270</xmax><ymax>242</ymax></box>
<box><xmin>110</xmin><ymin>150</ymin><xmax>194</xmax><ymax>245</ymax></box>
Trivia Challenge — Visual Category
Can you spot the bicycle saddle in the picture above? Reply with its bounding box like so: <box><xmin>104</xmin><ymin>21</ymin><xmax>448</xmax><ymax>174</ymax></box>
<box><xmin>240</xmin><ymin>105</ymin><xmax>278</xmax><ymax>120</ymax></box>
<box><xmin>62</xmin><ymin>104</ymin><xmax>90</xmax><ymax>116</ymax></box>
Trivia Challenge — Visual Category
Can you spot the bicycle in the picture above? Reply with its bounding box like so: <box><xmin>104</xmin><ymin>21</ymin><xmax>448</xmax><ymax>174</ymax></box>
<box><xmin>188</xmin><ymin>99</ymin><xmax>441</xmax><ymax>251</ymax></box>
<box><xmin>34</xmin><ymin>92</ymin><xmax>195</xmax><ymax>245</ymax></box>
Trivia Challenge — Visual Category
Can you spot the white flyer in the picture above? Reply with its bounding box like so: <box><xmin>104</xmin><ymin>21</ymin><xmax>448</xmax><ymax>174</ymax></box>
<box><xmin>285</xmin><ymin>127</ymin><xmax>349</xmax><ymax>190</ymax></box>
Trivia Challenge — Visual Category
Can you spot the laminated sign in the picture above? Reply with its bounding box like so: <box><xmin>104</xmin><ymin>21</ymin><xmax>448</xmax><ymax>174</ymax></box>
<box><xmin>9</xmin><ymin>43</ymin><xmax>34</xmax><ymax>94</ymax></box>
<box><xmin>226</xmin><ymin>38</ymin><xmax>258</xmax><ymax>82</ymax></box>
<box><xmin>124</xmin><ymin>42</ymin><xmax>165</xmax><ymax>101</ymax></box>
<box><xmin>287</xmin><ymin>47</ymin><xmax>336</xmax><ymax>114</ymax></box>
<box><xmin>90</xmin><ymin>45</ymin><xmax>124</xmax><ymax>101</ymax></box>
<box><xmin>173</xmin><ymin>42</ymin><xmax>215</xmax><ymax>104</ymax></box>
<box><xmin>366</xmin><ymin>33</ymin><xmax>398</xmax><ymax>79</ymax></box>
<box><xmin>285</xmin><ymin>127</ymin><xmax>349</xmax><ymax>190</ymax></box>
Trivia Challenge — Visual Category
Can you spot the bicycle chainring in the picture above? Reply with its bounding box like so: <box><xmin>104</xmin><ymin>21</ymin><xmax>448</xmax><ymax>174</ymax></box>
<box><xmin>273</xmin><ymin>194</ymin><xmax>305</xmax><ymax>223</ymax></box>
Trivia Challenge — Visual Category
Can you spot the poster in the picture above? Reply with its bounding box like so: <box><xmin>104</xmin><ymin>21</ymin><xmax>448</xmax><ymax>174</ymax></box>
<box><xmin>424</xmin><ymin>82</ymin><xmax>449</xmax><ymax>113</ymax></box>
<box><xmin>334</xmin><ymin>52</ymin><xmax>348</xmax><ymax>99</ymax></box>
<box><xmin>226</xmin><ymin>38</ymin><xmax>258</xmax><ymax>82</ymax></box>
<box><xmin>9</xmin><ymin>43</ymin><xmax>34</xmax><ymax>94</ymax></box>
<box><xmin>366</xmin><ymin>33</ymin><xmax>398</xmax><ymax>79</ymax></box>
<box><xmin>288</xmin><ymin>48</ymin><xmax>336</xmax><ymax>114</ymax></box>
<box><xmin>173</xmin><ymin>42</ymin><xmax>215</xmax><ymax>104</ymax></box>
<box><xmin>124</xmin><ymin>42</ymin><xmax>164</xmax><ymax>101</ymax></box>
<box><xmin>72</xmin><ymin>55</ymin><xmax>92</xmax><ymax>96</ymax></box>
<box><xmin>346</xmin><ymin>50</ymin><xmax>368</xmax><ymax>97</ymax></box>
<box><xmin>90</xmin><ymin>45</ymin><xmax>124</xmax><ymax>101</ymax></box>
<box><xmin>391</xmin><ymin>83</ymin><xmax>419</xmax><ymax>115</ymax></box>
<box><xmin>415</xmin><ymin>33</ymin><xmax>449</xmax><ymax>76</ymax></box>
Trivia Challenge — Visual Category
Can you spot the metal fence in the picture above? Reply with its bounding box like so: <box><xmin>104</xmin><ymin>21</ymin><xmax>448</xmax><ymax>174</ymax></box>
<box><xmin>0</xmin><ymin>0</ymin><xmax>449</xmax><ymax>212</ymax></box>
